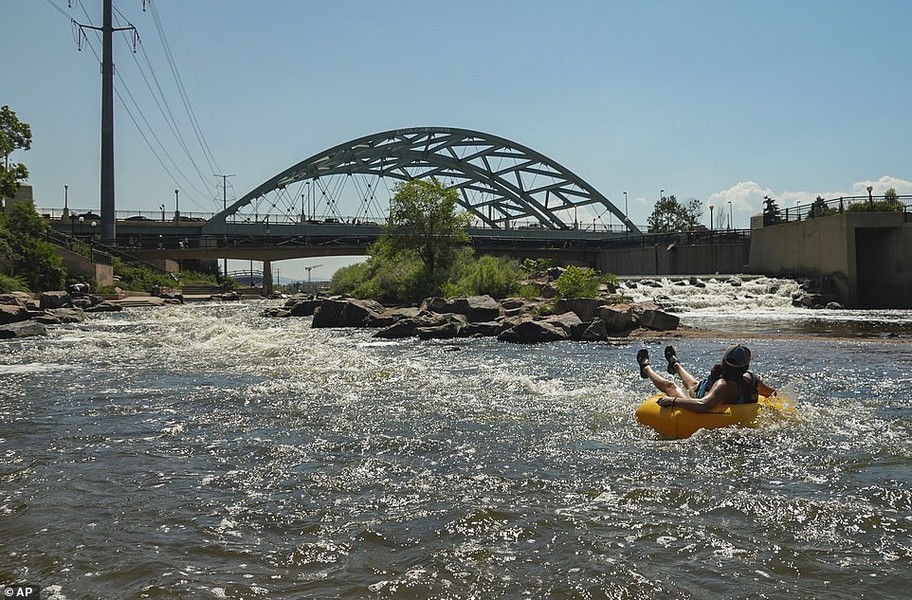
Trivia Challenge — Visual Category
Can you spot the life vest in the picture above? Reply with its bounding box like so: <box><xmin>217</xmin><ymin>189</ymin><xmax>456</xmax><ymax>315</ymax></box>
<box><xmin>695</xmin><ymin>371</ymin><xmax>760</xmax><ymax>404</ymax></box>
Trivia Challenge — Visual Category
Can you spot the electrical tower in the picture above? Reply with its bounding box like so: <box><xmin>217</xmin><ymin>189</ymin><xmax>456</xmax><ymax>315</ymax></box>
<box><xmin>74</xmin><ymin>0</ymin><xmax>138</xmax><ymax>244</ymax></box>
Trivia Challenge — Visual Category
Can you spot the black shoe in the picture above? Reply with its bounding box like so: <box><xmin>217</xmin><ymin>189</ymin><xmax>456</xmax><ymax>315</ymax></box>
<box><xmin>636</xmin><ymin>349</ymin><xmax>650</xmax><ymax>379</ymax></box>
<box><xmin>664</xmin><ymin>345</ymin><xmax>680</xmax><ymax>374</ymax></box>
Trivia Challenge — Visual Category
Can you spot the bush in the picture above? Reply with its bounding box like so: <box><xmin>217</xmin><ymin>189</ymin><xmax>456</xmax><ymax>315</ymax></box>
<box><xmin>552</xmin><ymin>265</ymin><xmax>601</xmax><ymax>299</ymax></box>
<box><xmin>0</xmin><ymin>274</ymin><xmax>28</xmax><ymax>293</ymax></box>
<box><xmin>442</xmin><ymin>255</ymin><xmax>522</xmax><ymax>298</ymax></box>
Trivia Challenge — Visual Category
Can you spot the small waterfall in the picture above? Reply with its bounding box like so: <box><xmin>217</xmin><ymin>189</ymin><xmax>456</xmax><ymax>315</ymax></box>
<box><xmin>619</xmin><ymin>276</ymin><xmax>803</xmax><ymax>314</ymax></box>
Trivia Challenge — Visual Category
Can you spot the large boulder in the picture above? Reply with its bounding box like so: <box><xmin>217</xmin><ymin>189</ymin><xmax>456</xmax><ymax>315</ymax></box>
<box><xmin>580</xmin><ymin>317</ymin><xmax>608</xmax><ymax>341</ymax></box>
<box><xmin>639</xmin><ymin>308</ymin><xmax>680</xmax><ymax>331</ymax></box>
<box><xmin>39</xmin><ymin>291</ymin><xmax>71</xmax><ymax>310</ymax></box>
<box><xmin>0</xmin><ymin>304</ymin><xmax>30</xmax><ymax>325</ymax></box>
<box><xmin>597</xmin><ymin>306</ymin><xmax>637</xmax><ymax>335</ymax></box>
<box><xmin>554</xmin><ymin>298</ymin><xmax>603</xmax><ymax>322</ymax></box>
<box><xmin>338</xmin><ymin>298</ymin><xmax>385</xmax><ymax>327</ymax></box>
<box><xmin>0</xmin><ymin>321</ymin><xmax>48</xmax><ymax>339</ymax></box>
<box><xmin>498</xmin><ymin>320</ymin><xmax>569</xmax><ymax>344</ymax></box>
<box><xmin>48</xmin><ymin>308</ymin><xmax>86</xmax><ymax>323</ymax></box>
<box><xmin>85</xmin><ymin>301</ymin><xmax>123</xmax><ymax>313</ymax></box>
<box><xmin>284</xmin><ymin>294</ymin><xmax>321</xmax><ymax>316</ymax></box>
<box><xmin>420</xmin><ymin>295</ymin><xmax>501</xmax><ymax>322</ymax></box>
<box><xmin>542</xmin><ymin>312</ymin><xmax>587</xmax><ymax>339</ymax></box>
<box><xmin>457</xmin><ymin>321</ymin><xmax>504</xmax><ymax>338</ymax></box>
<box><xmin>0</xmin><ymin>292</ymin><xmax>31</xmax><ymax>307</ymax></box>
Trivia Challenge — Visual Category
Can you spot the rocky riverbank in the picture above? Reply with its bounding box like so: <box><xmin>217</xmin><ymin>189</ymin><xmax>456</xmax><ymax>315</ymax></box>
<box><xmin>0</xmin><ymin>290</ymin><xmax>122</xmax><ymax>339</ymax></box>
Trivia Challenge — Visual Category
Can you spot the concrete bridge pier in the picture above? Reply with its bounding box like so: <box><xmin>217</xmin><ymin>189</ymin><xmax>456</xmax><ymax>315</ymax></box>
<box><xmin>263</xmin><ymin>260</ymin><xmax>274</xmax><ymax>296</ymax></box>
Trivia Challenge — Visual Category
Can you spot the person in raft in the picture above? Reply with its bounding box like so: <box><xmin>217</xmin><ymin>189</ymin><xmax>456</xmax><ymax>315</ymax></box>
<box><xmin>636</xmin><ymin>344</ymin><xmax>777</xmax><ymax>412</ymax></box>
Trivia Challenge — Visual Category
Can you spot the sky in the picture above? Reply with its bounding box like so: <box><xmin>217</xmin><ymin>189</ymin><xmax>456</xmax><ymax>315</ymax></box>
<box><xmin>4</xmin><ymin>0</ymin><xmax>912</xmax><ymax>281</ymax></box>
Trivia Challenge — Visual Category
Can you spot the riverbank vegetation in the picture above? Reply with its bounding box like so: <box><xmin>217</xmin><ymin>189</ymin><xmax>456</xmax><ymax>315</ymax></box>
<box><xmin>331</xmin><ymin>178</ymin><xmax>617</xmax><ymax>304</ymax></box>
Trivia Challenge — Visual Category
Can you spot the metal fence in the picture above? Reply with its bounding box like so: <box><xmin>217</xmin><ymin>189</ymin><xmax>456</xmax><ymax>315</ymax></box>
<box><xmin>773</xmin><ymin>194</ymin><xmax>911</xmax><ymax>225</ymax></box>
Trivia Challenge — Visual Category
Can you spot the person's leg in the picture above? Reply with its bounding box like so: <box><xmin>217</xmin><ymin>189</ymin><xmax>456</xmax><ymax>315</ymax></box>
<box><xmin>665</xmin><ymin>345</ymin><xmax>700</xmax><ymax>395</ymax></box>
<box><xmin>637</xmin><ymin>349</ymin><xmax>688</xmax><ymax>399</ymax></box>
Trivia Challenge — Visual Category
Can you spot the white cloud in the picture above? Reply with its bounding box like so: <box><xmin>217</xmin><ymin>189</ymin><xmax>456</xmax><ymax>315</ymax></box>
<box><xmin>709</xmin><ymin>175</ymin><xmax>912</xmax><ymax>220</ymax></box>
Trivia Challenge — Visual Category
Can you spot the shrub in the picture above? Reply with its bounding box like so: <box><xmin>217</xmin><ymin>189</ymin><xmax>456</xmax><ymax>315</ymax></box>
<box><xmin>552</xmin><ymin>265</ymin><xmax>601</xmax><ymax>299</ymax></box>
<box><xmin>0</xmin><ymin>274</ymin><xmax>28</xmax><ymax>293</ymax></box>
<box><xmin>443</xmin><ymin>255</ymin><xmax>522</xmax><ymax>298</ymax></box>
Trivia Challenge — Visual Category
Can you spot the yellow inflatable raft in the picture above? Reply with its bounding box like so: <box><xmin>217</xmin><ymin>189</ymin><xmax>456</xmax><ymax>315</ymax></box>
<box><xmin>635</xmin><ymin>393</ymin><xmax>787</xmax><ymax>439</ymax></box>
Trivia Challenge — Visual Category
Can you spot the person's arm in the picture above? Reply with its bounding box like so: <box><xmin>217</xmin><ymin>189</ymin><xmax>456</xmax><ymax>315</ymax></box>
<box><xmin>757</xmin><ymin>379</ymin><xmax>776</xmax><ymax>397</ymax></box>
<box><xmin>656</xmin><ymin>380</ymin><xmax>727</xmax><ymax>413</ymax></box>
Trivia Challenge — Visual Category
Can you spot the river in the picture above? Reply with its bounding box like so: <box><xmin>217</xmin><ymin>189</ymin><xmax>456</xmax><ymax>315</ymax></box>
<box><xmin>1</xmin><ymin>277</ymin><xmax>910</xmax><ymax>599</ymax></box>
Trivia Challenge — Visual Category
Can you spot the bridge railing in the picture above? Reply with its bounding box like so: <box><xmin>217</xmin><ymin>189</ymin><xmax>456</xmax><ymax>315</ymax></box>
<box><xmin>45</xmin><ymin>228</ymin><xmax>114</xmax><ymax>266</ymax></box>
<box><xmin>769</xmin><ymin>194</ymin><xmax>912</xmax><ymax>225</ymax></box>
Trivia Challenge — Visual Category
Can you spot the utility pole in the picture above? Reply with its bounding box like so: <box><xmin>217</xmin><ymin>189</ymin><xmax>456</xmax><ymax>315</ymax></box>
<box><xmin>74</xmin><ymin>0</ymin><xmax>137</xmax><ymax>245</ymax></box>
<box><xmin>215</xmin><ymin>173</ymin><xmax>234</xmax><ymax>277</ymax></box>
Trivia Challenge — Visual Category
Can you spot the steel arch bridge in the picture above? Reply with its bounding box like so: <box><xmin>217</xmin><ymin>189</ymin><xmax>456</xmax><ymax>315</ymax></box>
<box><xmin>206</xmin><ymin>127</ymin><xmax>640</xmax><ymax>234</ymax></box>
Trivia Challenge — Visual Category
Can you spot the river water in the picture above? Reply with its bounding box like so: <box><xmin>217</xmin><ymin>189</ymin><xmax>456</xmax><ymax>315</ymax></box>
<box><xmin>1</xmin><ymin>278</ymin><xmax>910</xmax><ymax>599</ymax></box>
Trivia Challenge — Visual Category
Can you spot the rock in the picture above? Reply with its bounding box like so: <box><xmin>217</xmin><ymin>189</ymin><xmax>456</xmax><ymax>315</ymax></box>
<box><xmin>213</xmin><ymin>291</ymin><xmax>241</xmax><ymax>301</ymax></box>
<box><xmin>0</xmin><ymin>292</ymin><xmax>31</xmax><ymax>307</ymax></box>
<box><xmin>0</xmin><ymin>321</ymin><xmax>48</xmax><ymax>339</ymax></box>
<box><xmin>639</xmin><ymin>309</ymin><xmax>680</xmax><ymax>331</ymax></box>
<box><xmin>49</xmin><ymin>308</ymin><xmax>86</xmax><ymax>323</ymax></box>
<box><xmin>554</xmin><ymin>298</ymin><xmax>603</xmax><ymax>322</ymax></box>
<box><xmin>338</xmin><ymin>298</ymin><xmax>385</xmax><ymax>327</ymax></box>
<box><xmin>726</xmin><ymin>276</ymin><xmax>743</xmax><ymax>287</ymax></box>
<box><xmin>580</xmin><ymin>317</ymin><xmax>608</xmax><ymax>341</ymax></box>
<box><xmin>31</xmin><ymin>312</ymin><xmax>62</xmax><ymax>325</ymax></box>
<box><xmin>543</xmin><ymin>312</ymin><xmax>586</xmax><ymax>339</ymax></box>
<box><xmin>825</xmin><ymin>301</ymin><xmax>844</xmax><ymax>310</ymax></box>
<box><xmin>85</xmin><ymin>301</ymin><xmax>123</xmax><ymax>313</ymax></box>
<box><xmin>457</xmin><ymin>321</ymin><xmax>504</xmax><ymax>338</ymax></box>
<box><xmin>373</xmin><ymin>318</ymin><xmax>421</xmax><ymax>339</ymax></box>
<box><xmin>0</xmin><ymin>304</ymin><xmax>30</xmax><ymax>325</ymax></box>
<box><xmin>498</xmin><ymin>320</ymin><xmax>569</xmax><ymax>344</ymax></box>
<box><xmin>262</xmin><ymin>307</ymin><xmax>292</xmax><ymax>317</ymax></box>
<box><xmin>420</xmin><ymin>295</ymin><xmax>501</xmax><ymax>322</ymax></box>
<box><xmin>689</xmin><ymin>277</ymin><xmax>706</xmax><ymax>288</ymax></box>
<box><xmin>597</xmin><ymin>306</ymin><xmax>637</xmax><ymax>335</ymax></box>
<box><xmin>39</xmin><ymin>291</ymin><xmax>71</xmax><ymax>309</ymax></box>
<box><xmin>416</xmin><ymin>322</ymin><xmax>461</xmax><ymax>340</ymax></box>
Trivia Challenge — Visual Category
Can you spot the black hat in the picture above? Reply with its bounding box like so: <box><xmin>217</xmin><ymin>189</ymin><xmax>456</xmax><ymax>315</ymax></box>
<box><xmin>723</xmin><ymin>344</ymin><xmax>751</xmax><ymax>368</ymax></box>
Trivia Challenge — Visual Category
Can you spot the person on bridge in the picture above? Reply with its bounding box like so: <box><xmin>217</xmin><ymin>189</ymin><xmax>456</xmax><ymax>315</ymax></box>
<box><xmin>636</xmin><ymin>344</ymin><xmax>777</xmax><ymax>412</ymax></box>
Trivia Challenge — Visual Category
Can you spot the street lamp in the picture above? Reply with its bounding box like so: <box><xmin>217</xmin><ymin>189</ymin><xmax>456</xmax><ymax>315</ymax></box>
<box><xmin>63</xmin><ymin>184</ymin><xmax>69</xmax><ymax>218</ymax></box>
<box><xmin>623</xmin><ymin>191</ymin><xmax>628</xmax><ymax>233</ymax></box>
<box><xmin>78</xmin><ymin>215</ymin><xmax>84</xmax><ymax>237</ymax></box>
<box><xmin>660</xmin><ymin>189</ymin><xmax>665</xmax><ymax>201</ymax></box>
<box><xmin>728</xmin><ymin>201</ymin><xmax>732</xmax><ymax>230</ymax></box>
<box><xmin>866</xmin><ymin>185</ymin><xmax>874</xmax><ymax>209</ymax></box>
<box><xmin>160</xmin><ymin>204</ymin><xmax>166</xmax><ymax>222</ymax></box>
<box><xmin>174</xmin><ymin>189</ymin><xmax>180</xmax><ymax>221</ymax></box>
<box><xmin>709</xmin><ymin>204</ymin><xmax>714</xmax><ymax>231</ymax></box>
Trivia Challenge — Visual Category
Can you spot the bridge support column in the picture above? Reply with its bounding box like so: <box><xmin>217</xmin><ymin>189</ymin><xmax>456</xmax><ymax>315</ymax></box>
<box><xmin>262</xmin><ymin>260</ymin><xmax>273</xmax><ymax>297</ymax></box>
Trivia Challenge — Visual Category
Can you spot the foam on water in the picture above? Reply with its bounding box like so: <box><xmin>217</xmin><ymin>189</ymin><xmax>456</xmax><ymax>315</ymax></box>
<box><xmin>1</xmin><ymin>300</ymin><xmax>910</xmax><ymax>598</ymax></box>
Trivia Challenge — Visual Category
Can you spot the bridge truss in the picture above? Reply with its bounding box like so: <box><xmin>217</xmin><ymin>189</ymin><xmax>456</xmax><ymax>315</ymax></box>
<box><xmin>207</xmin><ymin>127</ymin><xmax>640</xmax><ymax>234</ymax></box>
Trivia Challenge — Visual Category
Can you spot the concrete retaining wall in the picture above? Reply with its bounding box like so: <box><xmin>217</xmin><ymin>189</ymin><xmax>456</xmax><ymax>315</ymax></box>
<box><xmin>597</xmin><ymin>241</ymin><xmax>750</xmax><ymax>276</ymax></box>
<box><xmin>748</xmin><ymin>212</ymin><xmax>912</xmax><ymax>308</ymax></box>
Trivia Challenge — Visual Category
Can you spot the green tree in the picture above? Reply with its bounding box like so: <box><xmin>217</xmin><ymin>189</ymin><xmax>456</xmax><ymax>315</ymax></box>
<box><xmin>808</xmin><ymin>195</ymin><xmax>837</xmax><ymax>219</ymax></box>
<box><xmin>385</xmin><ymin>178</ymin><xmax>472</xmax><ymax>293</ymax></box>
<box><xmin>763</xmin><ymin>195</ymin><xmax>784</xmax><ymax>225</ymax></box>
<box><xmin>552</xmin><ymin>265</ymin><xmax>601</xmax><ymax>299</ymax></box>
<box><xmin>0</xmin><ymin>202</ymin><xmax>65</xmax><ymax>291</ymax></box>
<box><xmin>646</xmin><ymin>195</ymin><xmax>702</xmax><ymax>233</ymax></box>
<box><xmin>0</xmin><ymin>105</ymin><xmax>32</xmax><ymax>199</ymax></box>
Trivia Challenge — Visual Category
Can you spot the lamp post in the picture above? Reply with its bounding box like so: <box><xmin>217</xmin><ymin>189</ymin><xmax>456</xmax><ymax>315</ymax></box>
<box><xmin>63</xmin><ymin>185</ymin><xmax>69</xmax><ymax>218</ymax></box>
<box><xmin>867</xmin><ymin>185</ymin><xmax>874</xmax><ymax>209</ymax></box>
<box><xmin>709</xmin><ymin>204</ymin><xmax>714</xmax><ymax>242</ymax></box>
<box><xmin>160</xmin><ymin>204</ymin><xmax>166</xmax><ymax>222</ymax></box>
<box><xmin>660</xmin><ymin>189</ymin><xmax>664</xmax><ymax>201</ymax></box>
<box><xmin>623</xmin><ymin>191</ymin><xmax>628</xmax><ymax>234</ymax></box>
<box><xmin>174</xmin><ymin>189</ymin><xmax>180</xmax><ymax>221</ymax></box>
<box><xmin>728</xmin><ymin>201</ymin><xmax>732</xmax><ymax>230</ymax></box>
<box><xmin>79</xmin><ymin>216</ymin><xmax>85</xmax><ymax>237</ymax></box>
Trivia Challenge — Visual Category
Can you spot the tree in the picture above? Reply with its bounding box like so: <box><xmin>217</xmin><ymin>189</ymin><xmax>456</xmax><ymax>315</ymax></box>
<box><xmin>808</xmin><ymin>195</ymin><xmax>837</xmax><ymax>219</ymax></box>
<box><xmin>646</xmin><ymin>195</ymin><xmax>702</xmax><ymax>233</ymax></box>
<box><xmin>0</xmin><ymin>202</ymin><xmax>65</xmax><ymax>291</ymax></box>
<box><xmin>763</xmin><ymin>195</ymin><xmax>784</xmax><ymax>225</ymax></box>
<box><xmin>0</xmin><ymin>105</ymin><xmax>32</xmax><ymax>199</ymax></box>
<box><xmin>385</xmin><ymin>178</ymin><xmax>472</xmax><ymax>289</ymax></box>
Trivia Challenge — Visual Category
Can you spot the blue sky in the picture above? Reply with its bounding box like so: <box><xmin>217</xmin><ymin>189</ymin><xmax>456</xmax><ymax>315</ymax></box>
<box><xmin>4</xmin><ymin>1</ymin><xmax>912</xmax><ymax>280</ymax></box>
